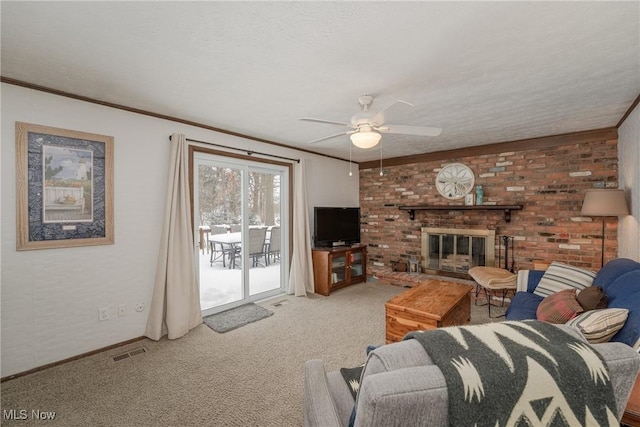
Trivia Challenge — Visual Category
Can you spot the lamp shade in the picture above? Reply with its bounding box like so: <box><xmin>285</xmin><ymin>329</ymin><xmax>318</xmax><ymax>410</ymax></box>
<box><xmin>581</xmin><ymin>189</ymin><xmax>629</xmax><ymax>216</ymax></box>
<box><xmin>350</xmin><ymin>131</ymin><xmax>381</xmax><ymax>149</ymax></box>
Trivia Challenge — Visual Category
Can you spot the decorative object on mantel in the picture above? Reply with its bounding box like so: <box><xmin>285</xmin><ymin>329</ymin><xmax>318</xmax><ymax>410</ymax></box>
<box><xmin>475</xmin><ymin>185</ymin><xmax>484</xmax><ymax>205</ymax></box>
<box><xmin>581</xmin><ymin>189</ymin><xmax>629</xmax><ymax>267</ymax></box>
<box><xmin>435</xmin><ymin>163</ymin><xmax>475</xmax><ymax>200</ymax></box>
<box><xmin>398</xmin><ymin>204</ymin><xmax>523</xmax><ymax>222</ymax></box>
<box><xmin>464</xmin><ymin>193</ymin><xmax>475</xmax><ymax>206</ymax></box>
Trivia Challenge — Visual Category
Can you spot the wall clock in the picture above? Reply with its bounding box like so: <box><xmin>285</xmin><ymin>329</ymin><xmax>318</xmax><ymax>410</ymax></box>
<box><xmin>435</xmin><ymin>163</ymin><xmax>475</xmax><ymax>200</ymax></box>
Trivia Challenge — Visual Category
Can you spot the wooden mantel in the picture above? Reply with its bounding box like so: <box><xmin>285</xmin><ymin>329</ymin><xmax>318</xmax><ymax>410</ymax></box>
<box><xmin>398</xmin><ymin>204</ymin><xmax>524</xmax><ymax>222</ymax></box>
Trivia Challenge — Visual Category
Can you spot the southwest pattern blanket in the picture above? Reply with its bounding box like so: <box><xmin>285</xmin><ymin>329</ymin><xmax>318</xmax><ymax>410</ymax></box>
<box><xmin>404</xmin><ymin>321</ymin><xmax>618</xmax><ymax>427</ymax></box>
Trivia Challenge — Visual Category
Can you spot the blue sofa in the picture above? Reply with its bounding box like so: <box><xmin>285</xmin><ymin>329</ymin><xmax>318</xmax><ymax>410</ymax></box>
<box><xmin>506</xmin><ymin>258</ymin><xmax>640</xmax><ymax>349</ymax></box>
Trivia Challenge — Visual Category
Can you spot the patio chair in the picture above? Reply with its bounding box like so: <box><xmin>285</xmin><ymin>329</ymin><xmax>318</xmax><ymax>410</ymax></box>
<box><xmin>266</xmin><ymin>226</ymin><xmax>280</xmax><ymax>265</ymax></box>
<box><xmin>232</xmin><ymin>227</ymin><xmax>268</xmax><ymax>268</ymax></box>
<box><xmin>209</xmin><ymin>225</ymin><xmax>230</xmax><ymax>267</ymax></box>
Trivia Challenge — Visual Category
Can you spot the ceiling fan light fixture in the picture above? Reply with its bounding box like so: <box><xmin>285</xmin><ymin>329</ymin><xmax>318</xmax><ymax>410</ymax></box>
<box><xmin>350</xmin><ymin>131</ymin><xmax>381</xmax><ymax>149</ymax></box>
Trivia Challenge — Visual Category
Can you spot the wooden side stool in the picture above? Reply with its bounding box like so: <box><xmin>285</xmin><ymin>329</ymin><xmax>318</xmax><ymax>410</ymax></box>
<box><xmin>469</xmin><ymin>266</ymin><xmax>517</xmax><ymax>318</ymax></box>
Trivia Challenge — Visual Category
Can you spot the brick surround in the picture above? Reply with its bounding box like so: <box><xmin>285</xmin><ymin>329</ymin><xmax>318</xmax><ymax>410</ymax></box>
<box><xmin>360</xmin><ymin>138</ymin><xmax>619</xmax><ymax>274</ymax></box>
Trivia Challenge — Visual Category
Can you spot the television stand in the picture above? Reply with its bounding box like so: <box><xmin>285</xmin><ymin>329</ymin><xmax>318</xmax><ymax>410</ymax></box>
<box><xmin>312</xmin><ymin>245</ymin><xmax>367</xmax><ymax>296</ymax></box>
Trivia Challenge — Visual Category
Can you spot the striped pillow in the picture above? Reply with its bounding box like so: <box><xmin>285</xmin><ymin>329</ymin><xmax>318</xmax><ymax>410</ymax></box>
<box><xmin>533</xmin><ymin>261</ymin><xmax>596</xmax><ymax>298</ymax></box>
<box><xmin>566</xmin><ymin>308</ymin><xmax>629</xmax><ymax>343</ymax></box>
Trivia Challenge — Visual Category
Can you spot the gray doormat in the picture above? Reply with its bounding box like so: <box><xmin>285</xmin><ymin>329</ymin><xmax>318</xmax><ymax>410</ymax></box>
<box><xmin>203</xmin><ymin>303</ymin><xmax>274</xmax><ymax>333</ymax></box>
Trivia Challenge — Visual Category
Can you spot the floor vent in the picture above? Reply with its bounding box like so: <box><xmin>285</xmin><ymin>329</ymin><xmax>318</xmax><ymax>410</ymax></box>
<box><xmin>112</xmin><ymin>347</ymin><xmax>147</xmax><ymax>362</ymax></box>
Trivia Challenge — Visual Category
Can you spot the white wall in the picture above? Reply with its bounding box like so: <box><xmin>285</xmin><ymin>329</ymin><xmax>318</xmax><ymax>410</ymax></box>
<box><xmin>618</xmin><ymin>102</ymin><xmax>640</xmax><ymax>261</ymax></box>
<box><xmin>0</xmin><ymin>83</ymin><xmax>359</xmax><ymax>377</ymax></box>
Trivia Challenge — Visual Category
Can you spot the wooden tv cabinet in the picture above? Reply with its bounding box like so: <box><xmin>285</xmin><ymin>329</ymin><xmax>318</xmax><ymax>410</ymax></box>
<box><xmin>312</xmin><ymin>245</ymin><xmax>367</xmax><ymax>296</ymax></box>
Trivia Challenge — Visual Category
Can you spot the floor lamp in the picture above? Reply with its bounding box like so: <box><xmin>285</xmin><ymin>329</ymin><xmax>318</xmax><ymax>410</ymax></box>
<box><xmin>581</xmin><ymin>189</ymin><xmax>629</xmax><ymax>267</ymax></box>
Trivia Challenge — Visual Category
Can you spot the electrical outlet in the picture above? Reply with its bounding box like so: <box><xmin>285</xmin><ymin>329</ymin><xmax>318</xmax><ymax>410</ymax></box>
<box><xmin>98</xmin><ymin>308</ymin><xmax>109</xmax><ymax>321</ymax></box>
<box><xmin>135</xmin><ymin>303</ymin><xmax>145</xmax><ymax>312</ymax></box>
<box><xmin>118</xmin><ymin>304</ymin><xmax>126</xmax><ymax>317</ymax></box>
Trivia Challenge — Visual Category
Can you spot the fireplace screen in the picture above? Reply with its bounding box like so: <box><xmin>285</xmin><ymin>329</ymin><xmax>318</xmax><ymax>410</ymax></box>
<box><xmin>422</xmin><ymin>228</ymin><xmax>495</xmax><ymax>274</ymax></box>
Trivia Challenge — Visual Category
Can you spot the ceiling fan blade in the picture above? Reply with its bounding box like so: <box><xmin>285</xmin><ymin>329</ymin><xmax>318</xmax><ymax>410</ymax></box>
<box><xmin>299</xmin><ymin>117</ymin><xmax>350</xmax><ymax>127</ymax></box>
<box><xmin>371</xmin><ymin>100</ymin><xmax>414</xmax><ymax>125</ymax></box>
<box><xmin>306</xmin><ymin>131</ymin><xmax>352</xmax><ymax>144</ymax></box>
<box><xmin>377</xmin><ymin>125</ymin><xmax>443</xmax><ymax>137</ymax></box>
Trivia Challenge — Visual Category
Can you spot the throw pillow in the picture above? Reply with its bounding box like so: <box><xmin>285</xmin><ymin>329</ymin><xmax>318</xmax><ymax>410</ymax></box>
<box><xmin>576</xmin><ymin>286</ymin><xmax>608</xmax><ymax>311</ymax></box>
<box><xmin>536</xmin><ymin>289</ymin><xmax>584</xmax><ymax>324</ymax></box>
<box><xmin>566</xmin><ymin>308</ymin><xmax>629</xmax><ymax>343</ymax></box>
<box><xmin>533</xmin><ymin>261</ymin><xmax>597</xmax><ymax>298</ymax></box>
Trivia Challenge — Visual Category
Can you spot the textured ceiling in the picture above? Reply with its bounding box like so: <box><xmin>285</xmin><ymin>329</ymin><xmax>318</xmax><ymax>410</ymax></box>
<box><xmin>1</xmin><ymin>1</ymin><xmax>639</xmax><ymax>162</ymax></box>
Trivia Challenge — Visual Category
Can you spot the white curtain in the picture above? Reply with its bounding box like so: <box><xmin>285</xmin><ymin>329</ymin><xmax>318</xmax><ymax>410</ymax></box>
<box><xmin>145</xmin><ymin>134</ymin><xmax>203</xmax><ymax>340</ymax></box>
<box><xmin>287</xmin><ymin>159</ymin><xmax>314</xmax><ymax>296</ymax></box>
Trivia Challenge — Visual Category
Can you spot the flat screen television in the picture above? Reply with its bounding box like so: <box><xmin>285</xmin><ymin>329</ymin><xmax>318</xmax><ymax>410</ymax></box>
<box><xmin>314</xmin><ymin>207</ymin><xmax>361</xmax><ymax>247</ymax></box>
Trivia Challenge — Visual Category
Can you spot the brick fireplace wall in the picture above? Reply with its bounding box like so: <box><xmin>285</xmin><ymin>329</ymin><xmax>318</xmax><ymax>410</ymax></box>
<box><xmin>359</xmin><ymin>136</ymin><xmax>619</xmax><ymax>274</ymax></box>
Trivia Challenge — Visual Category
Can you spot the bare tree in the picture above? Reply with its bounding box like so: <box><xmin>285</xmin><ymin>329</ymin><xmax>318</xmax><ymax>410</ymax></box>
<box><xmin>199</xmin><ymin>167</ymin><xmax>277</xmax><ymax>228</ymax></box>
<box><xmin>198</xmin><ymin>165</ymin><xmax>240</xmax><ymax>226</ymax></box>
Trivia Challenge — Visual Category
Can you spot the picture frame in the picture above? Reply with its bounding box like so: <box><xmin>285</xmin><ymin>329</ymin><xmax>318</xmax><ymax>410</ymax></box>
<box><xmin>16</xmin><ymin>122</ymin><xmax>114</xmax><ymax>250</ymax></box>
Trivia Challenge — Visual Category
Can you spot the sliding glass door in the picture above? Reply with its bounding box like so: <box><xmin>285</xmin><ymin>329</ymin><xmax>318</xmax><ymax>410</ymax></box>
<box><xmin>193</xmin><ymin>151</ymin><xmax>288</xmax><ymax>315</ymax></box>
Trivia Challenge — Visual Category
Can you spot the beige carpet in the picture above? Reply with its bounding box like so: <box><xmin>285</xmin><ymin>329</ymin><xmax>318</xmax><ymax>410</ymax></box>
<box><xmin>1</xmin><ymin>280</ymin><xmax>505</xmax><ymax>426</ymax></box>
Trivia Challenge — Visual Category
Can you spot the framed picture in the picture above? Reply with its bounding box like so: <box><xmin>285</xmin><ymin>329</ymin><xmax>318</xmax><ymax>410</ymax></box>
<box><xmin>16</xmin><ymin>122</ymin><xmax>114</xmax><ymax>250</ymax></box>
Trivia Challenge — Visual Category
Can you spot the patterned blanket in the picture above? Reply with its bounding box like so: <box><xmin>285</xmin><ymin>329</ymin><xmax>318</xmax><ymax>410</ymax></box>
<box><xmin>404</xmin><ymin>321</ymin><xmax>618</xmax><ymax>427</ymax></box>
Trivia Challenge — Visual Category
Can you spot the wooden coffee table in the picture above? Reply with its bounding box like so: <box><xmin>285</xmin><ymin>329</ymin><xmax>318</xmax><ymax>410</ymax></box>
<box><xmin>385</xmin><ymin>279</ymin><xmax>473</xmax><ymax>343</ymax></box>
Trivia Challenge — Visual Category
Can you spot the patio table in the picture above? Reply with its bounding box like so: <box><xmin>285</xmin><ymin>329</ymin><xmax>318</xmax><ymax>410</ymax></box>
<box><xmin>209</xmin><ymin>232</ymin><xmax>241</xmax><ymax>268</ymax></box>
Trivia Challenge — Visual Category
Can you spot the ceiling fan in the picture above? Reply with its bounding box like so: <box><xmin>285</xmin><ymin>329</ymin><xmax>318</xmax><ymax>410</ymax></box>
<box><xmin>300</xmin><ymin>95</ymin><xmax>442</xmax><ymax>149</ymax></box>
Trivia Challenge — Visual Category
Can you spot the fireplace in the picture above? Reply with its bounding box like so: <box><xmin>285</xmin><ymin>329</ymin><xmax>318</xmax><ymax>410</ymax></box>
<box><xmin>421</xmin><ymin>227</ymin><xmax>495</xmax><ymax>275</ymax></box>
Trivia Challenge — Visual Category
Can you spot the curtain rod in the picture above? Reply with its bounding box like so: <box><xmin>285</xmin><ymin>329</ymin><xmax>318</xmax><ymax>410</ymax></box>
<box><xmin>170</xmin><ymin>135</ymin><xmax>300</xmax><ymax>163</ymax></box>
